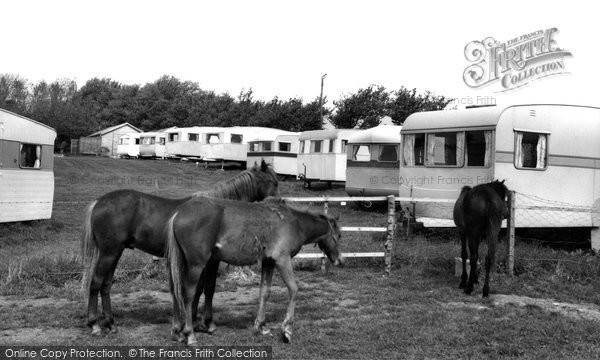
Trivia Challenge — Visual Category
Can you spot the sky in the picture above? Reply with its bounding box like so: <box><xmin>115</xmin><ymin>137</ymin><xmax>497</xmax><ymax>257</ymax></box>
<box><xmin>1</xmin><ymin>0</ymin><xmax>598</xmax><ymax>108</ymax></box>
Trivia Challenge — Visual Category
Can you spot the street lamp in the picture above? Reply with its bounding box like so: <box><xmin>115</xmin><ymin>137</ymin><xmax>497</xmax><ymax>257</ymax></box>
<box><xmin>319</xmin><ymin>73</ymin><xmax>327</xmax><ymax>122</ymax></box>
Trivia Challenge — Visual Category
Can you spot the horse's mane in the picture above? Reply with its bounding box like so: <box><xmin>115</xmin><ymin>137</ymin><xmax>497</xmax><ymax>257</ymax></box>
<box><xmin>192</xmin><ymin>165</ymin><xmax>275</xmax><ymax>201</ymax></box>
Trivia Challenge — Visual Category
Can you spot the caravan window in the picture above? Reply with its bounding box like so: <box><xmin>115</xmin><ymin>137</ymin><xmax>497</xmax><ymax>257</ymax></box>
<box><xmin>311</xmin><ymin>140</ymin><xmax>323</xmax><ymax>153</ymax></box>
<box><xmin>402</xmin><ymin>134</ymin><xmax>425</xmax><ymax>166</ymax></box>
<box><xmin>142</xmin><ymin>137</ymin><xmax>155</xmax><ymax>145</ymax></box>
<box><xmin>515</xmin><ymin>131</ymin><xmax>547</xmax><ymax>170</ymax></box>
<box><xmin>278</xmin><ymin>142</ymin><xmax>291</xmax><ymax>152</ymax></box>
<box><xmin>206</xmin><ymin>133</ymin><xmax>220</xmax><ymax>144</ymax></box>
<box><xmin>135</xmin><ymin>138</ymin><xmax>140</xmax><ymax>145</ymax></box>
<box><xmin>352</xmin><ymin>145</ymin><xmax>371</xmax><ymax>161</ymax></box>
<box><xmin>426</xmin><ymin>132</ymin><xmax>464</xmax><ymax>167</ymax></box>
<box><xmin>168</xmin><ymin>133</ymin><xmax>179</xmax><ymax>142</ymax></box>
<box><xmin>231</xmin><ymin>134</ymin><xmax>243</xmax><ymax>143</ymax></box>
<box><xmin>328</xmin><ymin>140</ymin><xmax>335</xmax><ymax>153</ymax></box>
<box><xmin>466</xmin><ymin>130</ymin><xmax>493</xmax><ymax>167</ymax></box>
<box><xmin>262</xmin><ymin>142</ymin><xmax>272</xmax><ymax>151</ymax></box>
<box><xmin>120</xmin><ymin>138</ymin><xmax>129</xmax><ymax>145</ymax></box>
<box><xmin>249</xmin><ymin>142</ymin><xmax>259</xmax><ymax>152</ymax></box>
<box><xmin>378</xmin><ymin>145</ymin><xmax>398</xmax><ymax>162</ymax></box>
<box><xmin>159</xmin><ymin>137</ymin><xmax>166</xmax><ymax>145</ymax></box>
<box><xmin>20</xmin><ymin>144</ymin><xmax>42</xmax><ymax>169</ymax></box>
<box><xmin>299</xmin><ymin>140</ymin><xmax>305</xmax><ymax>153</ymax></box>
<box><xmin>188</xmin><ymin>133</ymin><xmax>199</xmax><ymax>141</ymax></box>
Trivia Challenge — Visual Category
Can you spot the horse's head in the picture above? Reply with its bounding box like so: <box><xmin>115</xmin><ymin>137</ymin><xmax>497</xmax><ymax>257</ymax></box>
<box><xmin>250</xmin><ymin>160</ymin><xmax>279</xmax><ymax>200</ymax></box>
<box><xmin>316</xmin><ymin>214</ymin><xmax>344</xmax><ymax>267</ymax></box>
<box><xmin>490</xmin><ymin>179</ymin><xmax>510</xmax><ymax>218</ymax></box>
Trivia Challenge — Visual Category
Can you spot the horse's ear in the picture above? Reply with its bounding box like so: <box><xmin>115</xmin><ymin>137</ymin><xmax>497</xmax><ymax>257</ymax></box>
<box><xmin>260</xmin><ymin>159</ymin><xmax>268</xmax><ymax>172</ymax></box>
<box><xmin>500</xmin><ymin>179</ymin><xmax>505</xmax><ymax>184</ymax></box>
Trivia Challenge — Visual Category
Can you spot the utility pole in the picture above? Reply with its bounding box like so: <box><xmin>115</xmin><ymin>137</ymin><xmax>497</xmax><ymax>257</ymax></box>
<box><xmin>319</xmin><ymin>73</ymin><xmax>327</xmax><ymax>122</ymax></box>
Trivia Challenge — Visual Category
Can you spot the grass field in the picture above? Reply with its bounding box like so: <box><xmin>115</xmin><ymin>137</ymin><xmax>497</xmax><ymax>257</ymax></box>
<box><xmin>1</xmin><ymin>156</ymin><xmax>600</xmax><ymax>359</ymax></box>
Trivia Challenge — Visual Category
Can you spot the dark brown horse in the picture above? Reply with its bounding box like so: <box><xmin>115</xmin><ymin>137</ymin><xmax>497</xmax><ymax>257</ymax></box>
<box><xmin>81</xmin><ymin>161</ymin><xmax>279</xmax><ymax>335</ymax></box>
<box><xmin>453</xmin><ymin>180</ymin><xmax>508</xmax><ymax>297</ymax></box>
<box><xmin>166</xmin><ymin>197</ymin><xmax>343</xmax><ymax>346</ymax></box>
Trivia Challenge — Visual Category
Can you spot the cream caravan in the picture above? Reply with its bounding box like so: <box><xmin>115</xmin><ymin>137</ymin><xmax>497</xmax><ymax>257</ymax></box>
<box><xmin>346</xmin><ymin>125</ymin><xmax>402</xmax><ymax>197</ymax></box>
<box><xmin>298</xmin><ymin>129</ymin><xmax>361</xmax><ymax>188</ymax></box>
<box><xmin>0</xmin><ymin>109</ymin><xmax>56</xmax><ymax>222</ymax></box>
<box><xmin>138</xmin><ymin>131</ymin><xmax>167</xmax><ymax>159</ymax></box>
<box><xmin>199</xmin><ymin>127</ymin><xmax>270</xmax><ymax>166</ymax></box>
<box><xmin>398</xmin><ymin>104</ymin><xmax>600</xmax><ymax>247</ymax></box>
<box><xmin>164</xmin><ymin>127</ymin><xmax>223</xmax><ymax>160</ymax></box>
<box><xmin>116</xmin><ymin>133</ymin><xmax>141</xmax><ymax>158</ymax></box>
<box><xmin>246</xmin><ymin>130</ymin><xmax>300</xmax><ymax>176</ymax></box>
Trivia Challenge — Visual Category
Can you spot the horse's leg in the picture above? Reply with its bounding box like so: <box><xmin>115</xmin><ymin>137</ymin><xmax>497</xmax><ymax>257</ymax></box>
<box><xmin>465</xmin><ymin>235</ymin><xmax>479</xmax><ymax>295</ymax></box>
<box><xmin>482</xmin><ymin>228</ymin><xmax>498</xmax><ymax>297</ymax></box>
<box><xmin>275</xmin><ymin>257</ymin><xmax>297</xmax><ymax>343</ymax></box>
<box><xmin>99</xmin><ymin>249</ymin><xmax>123</xmax><ymax>334</ymax></box>
<box><xmin>254</xmin><ymin>260</ymin><xmax>275</xmax><ymax>336</ymax></box>
<box><xmin>168</xmin><ymin>264</ymin><xmax>184</xmax><ymax>343</ymax></box>
<box><xmin>183</xmin><ymin>264</ymin><xmax>205</xmax><ymax>346</ymax></box>
<box><xmin>459</xmin><ymin>231</ymin><xmax>468</xmax><ymax>289</ymax></box>
<box><xmin>200</xmin><ymin>258</ymin><xmax>220</xmax><ymax>334</ymax></box>
<box><xmin>192</xmin><ymin>269</ymin><xmax>205</xmax><ymax>332</ymax></box>
<box><xmin>87</xmin><ymin>249</ymin><xmax>121</xmax><ymax>335</ymax></box>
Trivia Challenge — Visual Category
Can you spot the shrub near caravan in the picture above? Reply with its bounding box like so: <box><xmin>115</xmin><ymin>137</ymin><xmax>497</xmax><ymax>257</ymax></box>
<box><xmin>139</xmin><ymin>131</ymin><xmax>167</xmax><ymax>159</ymax></box>
<box><xmin>398</xmin><ymin>104</ymin><xmax>600</xmax><ymax>249</ymax></box>
<box><xmin>247</xmin><ymin>130</ymin><xmax>300</xmax><ymax>177</ymax></box>
<box><xmin>298</xmin><ymin>129</ymin><xmax>361</xmax><ymax>188</ymax></box>
<box><xmin>0</xmin><ymin>108</ymin><xmax>56</xmax><ymax>222</ymax></box>
<box><xmin>116</xmin><ymin>133</ymin><xmax>140</xmax><ymax>158</ymax></box>
<box><xmin>345</xmin><ymin>125</ymin><xmax>402</xmax><ymax>200</ymax></box>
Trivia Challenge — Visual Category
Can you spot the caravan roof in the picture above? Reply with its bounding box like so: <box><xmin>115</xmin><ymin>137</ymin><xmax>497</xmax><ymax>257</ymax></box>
<box><xmin>299</xmin><ymin>129</ymin><xmax>359</xmax><ymax>141</ymax></box>
<box><xmin>402</xmin><ymin>106</ymin><xmax>505</xmax><ymax>133</ymax></box>
<box><xmin>0</xmin><ymin>108</ymin><xmax>56</xmax><ymax>145</ymax></box>
<box><xmin>347</xmin><ymin>125</ymin><xmax>401</xmax><ymax>144</ymax></box>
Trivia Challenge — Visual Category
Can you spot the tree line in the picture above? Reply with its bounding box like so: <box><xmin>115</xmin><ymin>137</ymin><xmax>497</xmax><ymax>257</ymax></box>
<box><xmin>0</xmin><ymin>74</ymin><xmax>450</xmax><ymax>145</ymax></box>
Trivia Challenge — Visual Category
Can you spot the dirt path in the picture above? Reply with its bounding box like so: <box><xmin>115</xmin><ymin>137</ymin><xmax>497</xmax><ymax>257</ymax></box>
<box><xmin>3</xmin><ymin>289</ymin><xmax>600</xmax><ymax>345</ymax></box>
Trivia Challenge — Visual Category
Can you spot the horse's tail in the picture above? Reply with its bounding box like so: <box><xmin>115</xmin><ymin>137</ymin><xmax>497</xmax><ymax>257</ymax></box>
<box><xmin>166</xmin><ymin>211</ymin><xmax>185</xmax><ymax>317</ymax></box>
<box><xmin>81</xmin><ymin>200</ymin><xmax>98</xmax><ymax>298</ymax></box>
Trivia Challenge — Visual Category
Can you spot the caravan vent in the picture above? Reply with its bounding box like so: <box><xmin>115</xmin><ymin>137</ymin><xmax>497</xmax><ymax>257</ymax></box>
<box><xmin>529</xmin><ymin>109</ymin><xmax>536</xmax><ymax>117</ymax></box>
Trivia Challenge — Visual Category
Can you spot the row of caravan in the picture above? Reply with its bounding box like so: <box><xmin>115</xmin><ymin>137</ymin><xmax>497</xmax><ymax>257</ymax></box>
<box><xmin>114</xmin><ymin>104</ymin><xmax>600</xmax><ymax>241</ymax></box>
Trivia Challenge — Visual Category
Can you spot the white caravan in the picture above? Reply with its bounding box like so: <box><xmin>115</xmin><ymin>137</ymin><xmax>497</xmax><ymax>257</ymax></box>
<box><xmin>246</xmin><ymin>130</ymin><xmax>300</xmax><ymax>176</ymax></box>
<box><xmin>398</xmin><ymin>104</ymin><xmax>600</xmax><ymax>248</ymax></box>
<box><xmin>116</xmin><ymin>133</ymin><xmax>141</xmax><ymax>158</ymax></box>
<box><xmin>0</xmin><ymin>108</ymin><xmax>57</xmax><ymax>222</ymax></box>
<box><xmin>345</xmin><ymin>125</ymin><xmax>402</xmax><ymax>196</ymax></box>
<box><xmin>297</xmin><ymin>129</ymin><xmax>361</xmax><ymax>188</ymax></box>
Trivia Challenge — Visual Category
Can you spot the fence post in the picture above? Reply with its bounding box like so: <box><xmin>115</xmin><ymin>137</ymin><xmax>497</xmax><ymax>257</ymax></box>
<box><xmin>506</xmin><ymin>190</ymin><xmax>516</xmax><ymax>276</ymax></box>
<box><xmin>385</xmin><ymin>195</ymin><xmax>396</xmax><ymax>276</ymax></box>
<box><xmin>321</xmin><ymin>199</ymin><xmax>329</xmax><ymax>273</ymax></box>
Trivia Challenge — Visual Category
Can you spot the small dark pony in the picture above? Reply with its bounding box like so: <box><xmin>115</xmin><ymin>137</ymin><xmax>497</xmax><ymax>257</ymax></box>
<box><xmin>81</xmin><ymin>160</ymin><xmax>279</xmax><ymax>335</ymax></box>
<box><xmin>453</xmin><ymin>180</ymin><xmax>509</xmax><ymax>297</ymax></box>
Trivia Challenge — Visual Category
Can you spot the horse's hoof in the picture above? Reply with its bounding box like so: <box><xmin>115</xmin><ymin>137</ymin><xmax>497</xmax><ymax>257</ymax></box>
<box><xmin>282</xmin><ymin>330</ymin><xmax>292</xmax><ymax>343</ymax></box>
<box><xmin>458</xmin><ymin>282</ymin><xmax>466</xmax><ymax>289</ymax></box>
<box><xmin>187</xmin><ymin>337</ymin><xmax>198</xmax><ymax>346</ymax></box>
<box><xmin>109</xmin><ymin>325</ymin><xmax>118</xmax><ymax>334</ymax></box>
<box><xmin>91</xmin><ymin>324</ymin><xmax>102</xmax><ymax>336</ymax></box>
<box><xmin>207</xmin><ymin>323</ymin><xmax>217</xmax><ymax>334</ymax></box>
<box><xmin>464</xmin><ymin>287</ymin><xmax>474</xmax><ymax>295</ymax></box>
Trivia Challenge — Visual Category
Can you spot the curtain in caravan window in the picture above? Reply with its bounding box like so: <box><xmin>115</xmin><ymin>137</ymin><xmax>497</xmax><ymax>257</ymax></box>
<box><xmin>536</xmin><ymin>134</ymin><xmax>547</xmax><ymax>169</ymax></box>
<box><xmin>456</xmin><ymin>132</ymin><xmax>465</xmax><ymax>167</ymax></box>
<box><xmin>514</xmin><ymin>132</ymin><xmax>523</xmax><ymax>168</ymax></box>
<box><xmin>484</xmin><ymin>130</ymin><xmax>493</xmax><ymax>167</ymax></box>
<box><xmin>34</xmin><ymin>146</ymin><xmax>41</xmax><ymax>168</ymax></box>
<box><xmin>403</xmin><ymin>134</ymin><xmax>415</xmax><ymax>166</ymax></box>
<box><xmin>426</xmin><ymin>134</ymin><xmax>436</xmax><ymax>166</ymax></box>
